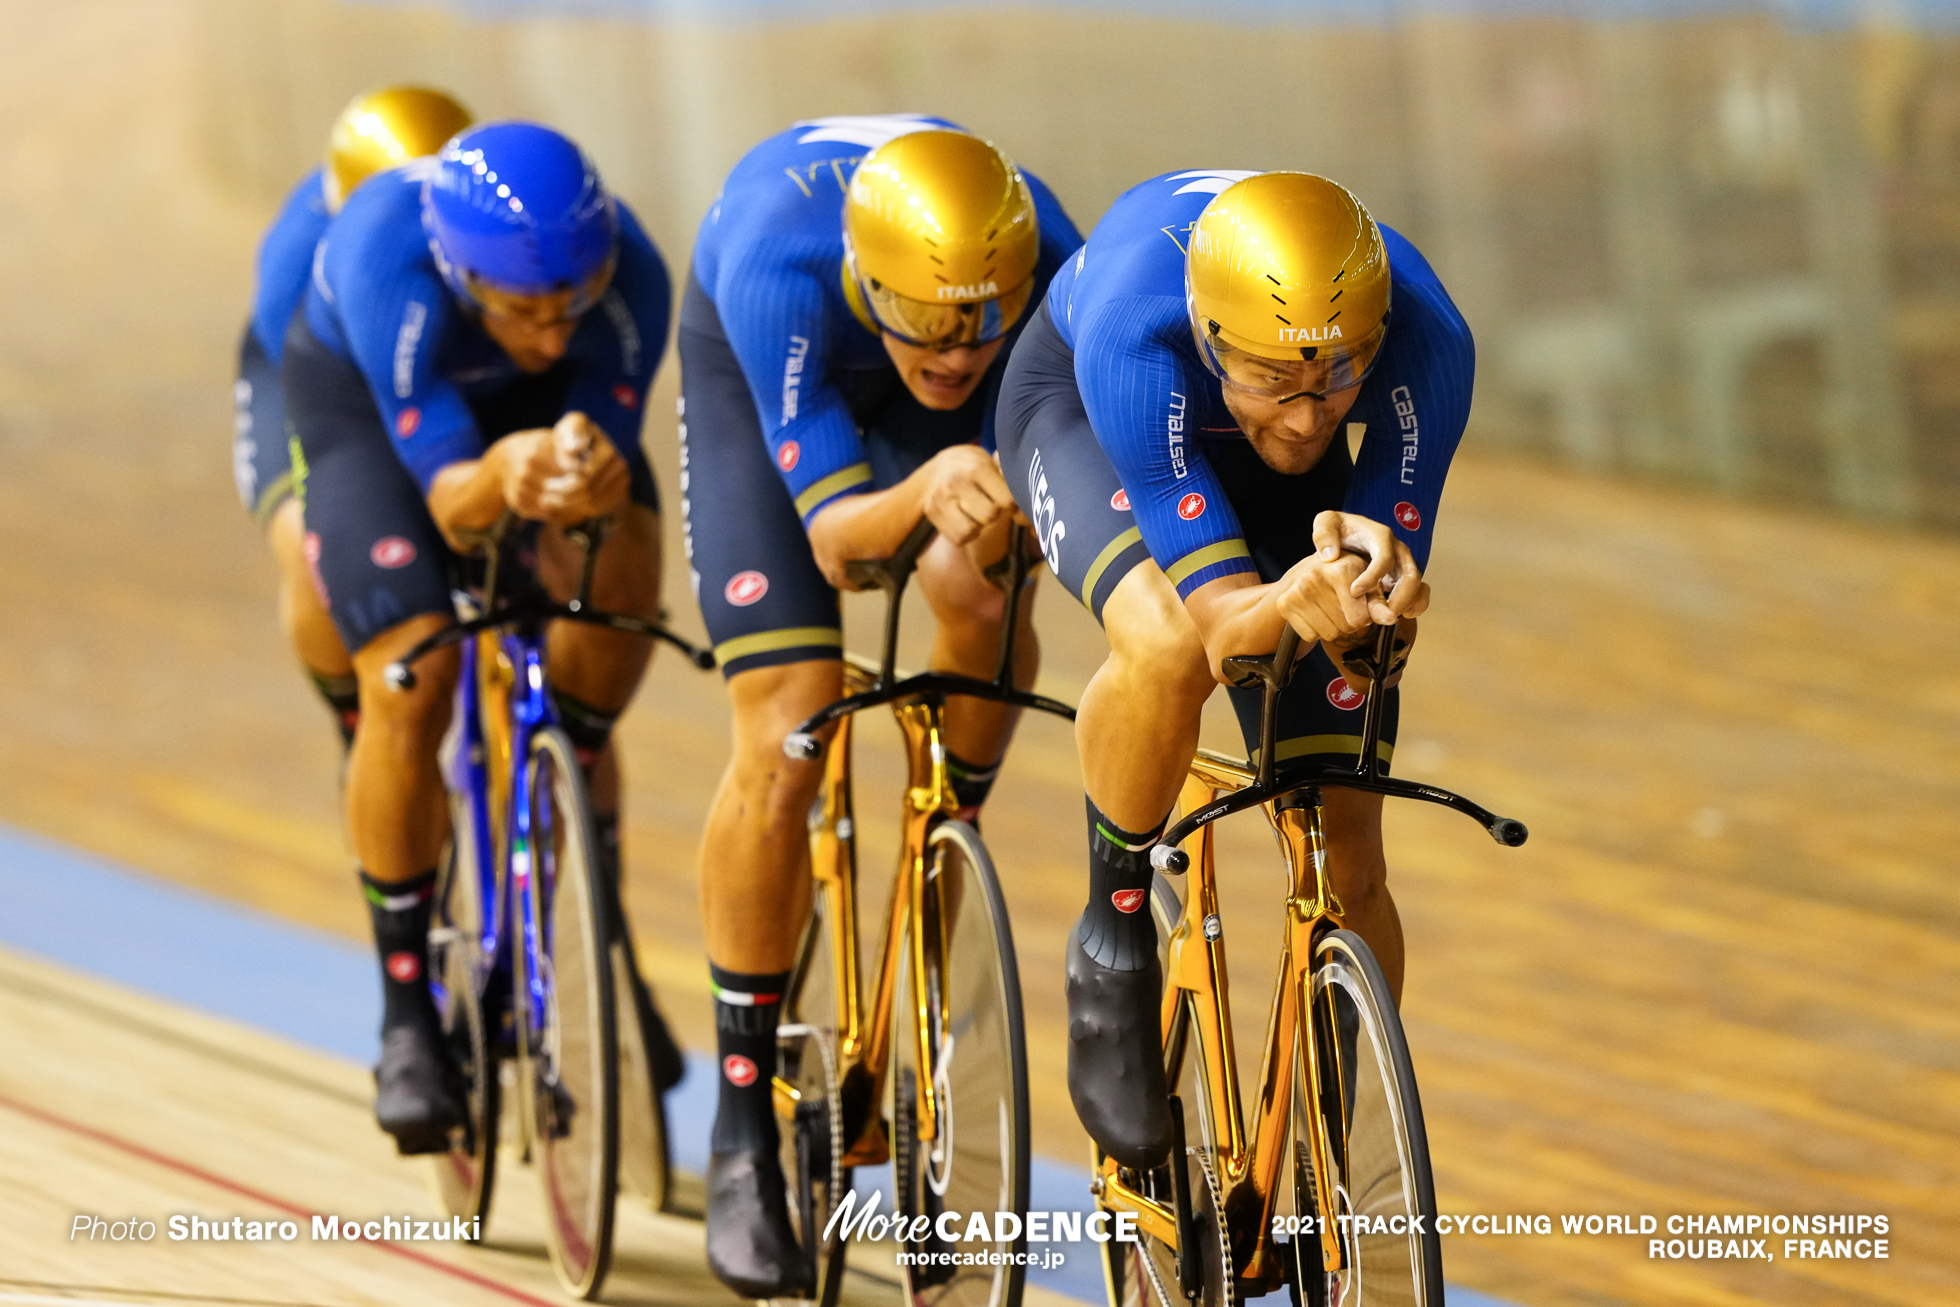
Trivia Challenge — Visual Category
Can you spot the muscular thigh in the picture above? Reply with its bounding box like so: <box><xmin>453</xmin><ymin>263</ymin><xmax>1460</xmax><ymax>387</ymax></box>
<box><xmin>679</xmin><ymin>315</ymin><xmax>843</xmax><ymax>678</ymax></box>
<box><xmin>284</xmin><ymin>322</ymin><xmax>455</xmax><ymax>656</ymax></box>
<box><xmin>998</xmin><ymin>299</ymin><xmax>1152</xmax><ymax>625</ymax></box>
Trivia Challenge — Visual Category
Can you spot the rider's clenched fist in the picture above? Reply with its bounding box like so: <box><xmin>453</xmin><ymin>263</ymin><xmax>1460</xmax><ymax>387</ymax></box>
<box><xmin>920</xmin><ymin>444</ymin><xmax>1018</xmax><ymax>546</ymax></box>
<box><xmin>499</xmin><ymin>412</ymin><xmax>630</xmax><ymax>526</ymax></box>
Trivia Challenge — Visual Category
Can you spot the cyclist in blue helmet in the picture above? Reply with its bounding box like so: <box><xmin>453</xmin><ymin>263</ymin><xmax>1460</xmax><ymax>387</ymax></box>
<box><xmin>282</xmin><ymin>121</ymin><xmax>682</xmax><ymax>1155</ymax></box>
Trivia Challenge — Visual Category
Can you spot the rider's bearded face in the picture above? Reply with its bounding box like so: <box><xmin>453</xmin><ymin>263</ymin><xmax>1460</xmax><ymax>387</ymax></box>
<box><xmin>1220</xmin><ymin>378</ymin><xmax>1364</xmax><ymax>475</ymax></box>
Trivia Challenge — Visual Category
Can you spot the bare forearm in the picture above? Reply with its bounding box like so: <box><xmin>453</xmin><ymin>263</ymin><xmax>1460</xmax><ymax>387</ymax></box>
<box><xmin>427</xmin><ymin>447</ymin><xmax>511</xmax><ymax>545</ymax></box>
<box><xmin>1185</xmin><ymin>575</ymin><xmax>1290</xmax><ymax>683</ymax></box>
<box><xmin>806</xmin><ymin>475</ymin><xmax>930</xmax><ymax>584</ymax></box>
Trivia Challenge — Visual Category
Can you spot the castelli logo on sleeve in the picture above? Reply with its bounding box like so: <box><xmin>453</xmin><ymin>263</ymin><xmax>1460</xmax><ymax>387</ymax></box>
<box><xmin>777</xmin><ymin>442</ymin><xmax>801</xmax><ymax>472</ymax></box>
<box><xmin>613</xmin><ymin>383</ymin><xmax>640</xmax><ymax>410</ymax></box>
<box><xmin>370</xmin><ymin>537</ymin><xmax>417</xmax><ymax>569</ymax></box>
<box><xmin>1177</xmin><ymin>492</ymin><xmax>1206</xmax><ymax>521</ymax></box>
<box><xmin>722</xmin><ymin>1054</ymin><xmax>759</xmax><ymax>1087</ymax></box>
<box><xmin>385</xmin><ymin>951</ymin><xmax>421</xmax><ymax>983</ymax></box>
<box><xmin>395</xmin><ymin>407</ymin><xmax>421</xmax><ymax>438</ymax></box>
<box><xmin>725</xmin><ymin>570</ymin><xmax>769</xmax><ymax>606</ymax></box>
<box><xmin>1394</xmin><ymin>502</ymin><xmax>1422</xmax><ymax>530</ymax></box>
<box><xmin>1326</xmin><ymin>677</ymin><xmax>1365</xmax><ymax>710</ymax></box>
<box><xmin>1111</xmin><ymin>888</ymin><xmax>1148</xmax><ymax>914</ymax></box>
<box><xmin>1110</xmin><ymin>488</ymin><xmax>1131</xmax><ymax>512</ymax></box>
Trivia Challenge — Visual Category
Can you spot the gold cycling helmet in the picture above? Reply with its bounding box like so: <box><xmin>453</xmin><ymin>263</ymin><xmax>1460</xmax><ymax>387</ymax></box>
<box><xmin>323</xmin><ymin>86</ymin><xmax>473</xmax><ymax>213</ymax></box>
<box><xmin>1186</xmin><ymin>172</ymin><xmax>1391</xmax><ymax>403</ymax></box>
<box><xmin>842</xmin><ymin>128</ymin><xmax>1040</xmax><ymax>349</ymax></box>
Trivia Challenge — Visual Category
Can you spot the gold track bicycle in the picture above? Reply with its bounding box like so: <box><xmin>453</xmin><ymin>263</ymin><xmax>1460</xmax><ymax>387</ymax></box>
<box><xmin>1092</xmin><ymin>624</ymin><xmax>1528</xmax><ymax>1307</ymax></box>
<box><xmin>775</xmin><ymin>521</ymin><xmax>1074</xmax><ymax>1307</ymax></box>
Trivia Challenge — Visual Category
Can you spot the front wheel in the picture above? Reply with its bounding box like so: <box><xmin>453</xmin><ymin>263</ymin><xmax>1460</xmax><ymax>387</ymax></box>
<box><xmin>1289</xmin><ymin>929</ymin><xmax>1443</xmax><ymax>1307</ymax></box>
<box><xmin>514</xmin><ymin>727</ymin><xmax>619</xmax><ymax>1299</ymax></box>
<box><xmin>890</xmin><ymin>820</ymin><xmax>1031</xmax><ymax>1307</ymax></box>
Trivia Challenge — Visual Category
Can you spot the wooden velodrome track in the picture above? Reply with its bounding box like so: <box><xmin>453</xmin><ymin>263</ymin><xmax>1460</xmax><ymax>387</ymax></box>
<box><xmin>2</xmin><ymin>2</ymin><xmax>1957</xmax><ymax>1303</ymax></box>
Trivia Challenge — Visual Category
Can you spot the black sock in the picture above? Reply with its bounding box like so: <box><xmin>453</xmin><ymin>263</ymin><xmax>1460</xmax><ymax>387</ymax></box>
<box><xmin>709</xmin><ymin>963</ymin><xmax>789</xmax><ymax>1154</ymax></box>
<box><xmin>310</xmin><ymin>670</ymin><xmax>360</xmax><ymax>750</ymax></box>
<box><xmin>945</xmin><ymin>750</ymin><xmax>1001</xmax><ymax>821</ymax></box>
<box><xmin>1078</xmin><ymin>797</ymin><xmax>1168</xmax><ymax>972</ymax></box>
<box><xmin>360</xmin><ymin>868</ymin><xmax>438</xmax><ymax>1030</ymax></box>
<box><xmin>549</xmin><ymin>686</ymin><xmax>620</xmax><ymax>772</ymax></box>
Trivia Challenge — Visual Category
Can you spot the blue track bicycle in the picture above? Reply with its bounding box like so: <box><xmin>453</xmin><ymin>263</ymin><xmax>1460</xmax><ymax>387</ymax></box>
<box><xmin>384</xmin><ymin>512</ymin><xmax>713</xmax><ymax>1298</ymax></box>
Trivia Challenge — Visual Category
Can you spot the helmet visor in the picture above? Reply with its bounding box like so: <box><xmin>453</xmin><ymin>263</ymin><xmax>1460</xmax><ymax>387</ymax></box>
<box><xmin>464</xmin><ymin>256</ymin><xmax>615</xmax><ymax>323</ymax></box>
<box><xmin>860</xmin><ymin>275</ymin><xmax>1033</xmax><ymax>349</ymax></box>
<box><xmin>1193</xmin><ymin>315</ymin><xmax>1388</xmax><ymax>403</ymax></box>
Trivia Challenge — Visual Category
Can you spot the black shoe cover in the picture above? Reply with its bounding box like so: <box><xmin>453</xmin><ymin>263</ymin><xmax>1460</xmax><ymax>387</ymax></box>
<box><xmin>1066</xmin><ymin>927</ymin><xmax>1174</xmax><ymax>1169</ymax></box>
<box><xmin>706</xmin><ymin>1147</ymin><xmax>815</xmax><ymax>1300</ymax></box>
<box><xmin>625</xmin><ymin>960</ymin><xmax>689</xmax><ymax>1094</ymax></box>
<box><xmin>373</xmin><ymin>1021</ymin><xmax>464</xmax><ymax>1156</ymax></box>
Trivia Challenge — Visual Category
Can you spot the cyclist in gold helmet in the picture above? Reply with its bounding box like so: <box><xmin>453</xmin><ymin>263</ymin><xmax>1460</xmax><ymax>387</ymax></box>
<box><xmin>678</xmin><ymin>116</ymin><xmax>1082</xmax><ymax>1297</ymax></box>
<box><xmin>232</xmin><ymin>87</ymin><xmax>471</xmax><ymax>750</ymax></box>
<box><xmin>997</xmin><ymin>171</ymin><xmax>1472</xmax><ymax>1167</ymax></box>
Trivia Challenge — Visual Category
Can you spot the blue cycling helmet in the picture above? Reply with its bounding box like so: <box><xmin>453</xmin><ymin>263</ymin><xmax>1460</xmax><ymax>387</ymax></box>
<box><xmin>422</xmin><ymin>121</ymin><xmax>618</xmax><ymax>306</ymax></box>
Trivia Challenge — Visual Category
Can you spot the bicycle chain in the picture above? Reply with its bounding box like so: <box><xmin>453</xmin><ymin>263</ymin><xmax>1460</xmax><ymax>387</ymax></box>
<box><xmin>776</xmin><ymin>1022</ymin><xmax>845</xmax><ymax>1248</ymax></box>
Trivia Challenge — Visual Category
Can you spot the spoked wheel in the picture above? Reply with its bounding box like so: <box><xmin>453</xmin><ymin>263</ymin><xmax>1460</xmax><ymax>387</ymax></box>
<box><xmin>612</xmin><ymin>925</ymin><xmax>672</xmax><ymax>1212</ymax></box>
<box><xmin>427</xmin><ymin>794</ymin><xmax>499</xmax><ymax>1230</ymax></box>
<box><xmin>1288</xmin><ymin>929</ymin><xmax>1443</xmax><ymax>1307</ymax></box>
<box><xmin>514</xmin><ymin>727</ymin><xmax>619</xmax><ymax>1299</ymax></box>
<box><xmin>778</xmin><ymin>883</ymin><xmax>852</xmax><ymax>1307</ymax></box>
<box><xmin>889</xmin><ymin>820</ymin><xmax>1031</xmax><ymax>1307</ymax></box>
<box><xmin>1100</xmin><ymin>875</ymin><xmax>1234</xmax><ymax>1307</ymax></box>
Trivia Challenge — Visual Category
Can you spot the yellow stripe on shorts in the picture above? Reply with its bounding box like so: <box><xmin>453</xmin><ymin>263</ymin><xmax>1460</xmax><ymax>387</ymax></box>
<box><xmin>713</xmin><ymin>626</ymin><xmax>844</xmax><ymax>666</ymax></box>
<box><xmin>1079</xmin><ymin>526</ymin><xmax>1144</xmax><ymax>608</ymax></box>
<box><xmin>1249</xmin><ymin>734</ymin><xmax>1395</xmax><ymax>769</ymax></box>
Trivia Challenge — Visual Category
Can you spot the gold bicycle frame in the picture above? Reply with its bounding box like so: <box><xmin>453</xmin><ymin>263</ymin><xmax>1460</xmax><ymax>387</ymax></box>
<box><xmin>1093</xmin><ymin>748</ymin><xmax>1352</xmax><ymax>1291</ymax></box>
<box><xmin>778</xmin><ymin>656</ymin><xmax>959</xmax><ymax>1166</ymax></box>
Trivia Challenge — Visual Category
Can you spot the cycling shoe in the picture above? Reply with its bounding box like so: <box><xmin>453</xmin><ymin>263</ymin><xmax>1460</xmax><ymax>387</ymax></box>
<box><xmin>373</xmin><ymin>1021</ymin><xmax>464</xmax><ymax>1156</ymax></box>
<box><xmin>705</xmin><ymin>1146</ymin><xmax>815</xmax><ymax>1299</ymax></box>
<box><xmin>1066</xmin><ymin>926</ymin><xmax>1173</xmax><ymax>1169</ymax></box>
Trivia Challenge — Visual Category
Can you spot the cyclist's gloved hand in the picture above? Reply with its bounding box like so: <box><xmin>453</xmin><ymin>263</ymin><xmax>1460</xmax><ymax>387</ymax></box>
<box><xmin>921</xmin><ymin>444</ymin><xmax>1018</xmax><ymax>547</ymax></box>
<box><xmin>1309</xmin><ymin>510</ymin><xmax>1430</xmax><ymax>625</ymax></box>
<box><xmin>501</xmin><ymin>412</ymin><xmax>630</xmax><ymax>526</ymax></box>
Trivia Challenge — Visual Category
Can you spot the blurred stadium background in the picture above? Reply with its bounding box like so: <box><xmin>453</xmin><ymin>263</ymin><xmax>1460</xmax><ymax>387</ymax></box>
<box><xmin>2</xmin><ymin>1</ymin><xmax>1957</xmax><ymax>1304</ymax></box>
